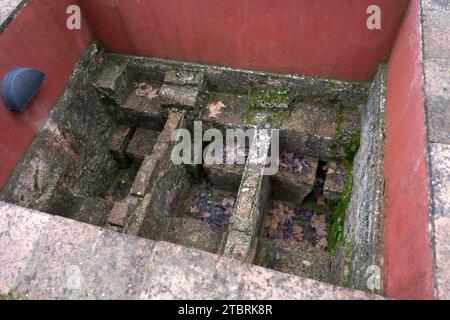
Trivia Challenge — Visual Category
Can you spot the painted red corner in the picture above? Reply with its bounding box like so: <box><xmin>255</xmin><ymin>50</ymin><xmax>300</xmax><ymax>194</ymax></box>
<box><xmin>0</xmin><ymin>0</ymin><xmax>93</xmax><ymax>189</ymax></box>
<box><xmin>383</xmin><ymin>0</ymin><xmax>434</xmax><ymax>300</ymax></box>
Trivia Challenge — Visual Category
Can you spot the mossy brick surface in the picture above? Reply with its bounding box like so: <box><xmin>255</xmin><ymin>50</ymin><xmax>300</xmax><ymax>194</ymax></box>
<box><xmin>136</xmin><ymin>162</ymin><xmax>192</xmax><ymax>241</ymax></box>
<box><xmin>280</xmin><ymin>103</ymin><xmax>360</xmax><ymax>159</ymax></box>
<box><xmin>93</xmin><ymin>59</ymin><xmax>131</xmax><ymax>106</ymax></box>
<box><xmin>228</xmin><ymin>166</ymin><xmax>267</xmax><ymax>234</ymax></box>
<box><xmin>119</xmin><ymin>91</ymin><xmax>167</xmax><ymax>131</ymax></box>
<box><xmin>202</xmin><ymin>92</ymin><xmax>249</xmax><ymax>131</ymax></box>
<box><xmin>159</xmin><ymin>84</ymin><xmax>200</xmax><ymax>109</ymax></box>
<box><xmin>156</xmin><ymin>112</ymin><xmax>184</xmax><ymax>144</ymax></box>
<box><xmin>334</xmin><ymin>65</ymin><xmax>386</xmax><ymax>291</ymax></box>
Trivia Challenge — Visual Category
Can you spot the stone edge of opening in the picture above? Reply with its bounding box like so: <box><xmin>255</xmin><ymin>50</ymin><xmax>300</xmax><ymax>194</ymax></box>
<box><xmin>0</xmin><ymin>0</ymin><xmax>28</xmax><ymax>33</ymax></box>
<box><xmin>0</xmin><ymin>201</ymin><xmax>383</xmax><ymax>300</ymax></box>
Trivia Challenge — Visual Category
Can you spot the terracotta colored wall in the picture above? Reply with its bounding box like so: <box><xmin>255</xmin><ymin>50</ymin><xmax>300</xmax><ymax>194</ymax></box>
<box><xmin>78</xmin><ymin>0</ymin><xmax>409</xmax><ymax>81</ymax></box>
<box><xmin>0</xmin><ymin>0</ymin><xmax>93</xmax><ymax>189</ymax></box>
<box><xmin>384</xmin><ymin>0</ymin><xmax>434</xmax><ymax>299</ymax></box>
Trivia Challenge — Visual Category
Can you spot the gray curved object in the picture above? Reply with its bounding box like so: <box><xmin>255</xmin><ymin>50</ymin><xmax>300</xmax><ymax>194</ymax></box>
<box><xmin>1</xmin><ymin>67</ymin><xmax>46</xmax><ymax>112</ymax></box>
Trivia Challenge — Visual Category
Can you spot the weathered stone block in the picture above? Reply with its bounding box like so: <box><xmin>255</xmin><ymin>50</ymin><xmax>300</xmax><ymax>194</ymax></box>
<box><xmin>228</xmin><ymin>166</ymin><xmax>268</xmax><ymax>235</ymax></box>
<box><xmin>136</xmin><ymin>162</ymin><xmax>191</xmax><ymax>241</ymax></box>
<box><xmin>0</xmin><ymin>127</ymin><xmax>78</xmax><ymax>215</ymax></box>
<box><xmin>130</xmin><ymin>142</ymin><xmax>170</xmax><ymax>197</ymax></box>
<box><xmin>271</xmin><ymin>157</ymin><xmax>318</xmax><ymax>204</ymax></box>
<box><xmin>202</xmin><ymin>93</ymin><xmax>249</xmax><ymax>131</ymax></box>
<box><xmin>255</xmin><ymin>239</ymin><xmax>331</xmax><ymax>283</ymax></box>
<box><xmin>120</xmin><ymin>92</ymin><xmax>167</xmax><ymax>131</ymax></box>
<box><xmin>280</xmin><ymin>103</ymin><xmax>359</xmax><ymax>159</ymax></box>
<box><xmin>164</xmin><ymin>69</ymin><xmax>205</xmax><ymax>87</ymax></box>
<box><xmin>223</xmin><ymin>230</ymin><xmax>254</xmax><ymax>262</ymax></box>
<box><xmin>94</xmin><ymin>60</ymin><xmax>130</xmax><ymax>105</ymax></box>
<box><xmin>323</xmin><ymin>163</ymin><xmax>347</xmax><ymax>201</ymax></box>
<box><xmin>204</xmin><ymin>163</ymin><xmax>244</xmax><ymax>193</ymax></box>
<box><xmin>223</xmin><ymin>133</ymin><xmax>271</xmax><ymax>261</ymax></box>
<box><xmin>165</xmin><ymin>217</ymin><xmax>224</xmax><ymax>254</ymax></box>
<box><xmin>156</xmin><ymin>111</ymin><xmax>184</xmax><ymax>143</ymax></box>
<box><xmin>430</xmin><ymin>143</ymin><xmax>450</xmax><ymax>218</ymax></box>
<box><xmin>159</xmin><ymin>84</ymin><xmax>200</xmax><ymax>109</ymax></box>
<box><xmin>334</xmin><ymin>65</ymin><xmax>386</xmax><ymax>292</ymax></box>
<box><xmin>126</xmin><ymin>128</ymin><xmax>159</xmax><ymax>162</ymax></box>
<box><xmin>108</xmin><ymin>202</ymin><xmax>127</xmax><ymax>227</ymax></box>
<box><xmin>110</xmin><ymin>126</ymin><xmax>132</xmax><ymax>155</ymax></box>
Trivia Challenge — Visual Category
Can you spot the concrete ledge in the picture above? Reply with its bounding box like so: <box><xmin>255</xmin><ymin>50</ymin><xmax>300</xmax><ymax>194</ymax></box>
<box><xmin>0</xmin><ymin>201</ymin><xmax>382</xmax><ymax>300</ymax></box>
<box><xmin>0</xmin><ymin>0</ymin><xmax>27</xmax><ymax>32</ymax></box>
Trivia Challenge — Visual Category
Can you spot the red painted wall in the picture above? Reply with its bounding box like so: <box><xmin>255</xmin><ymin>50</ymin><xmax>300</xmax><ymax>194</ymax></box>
<box><xmin>0</xmin><ymin>0</ymin><xmax>93</xmax><ymax>189</ymax></box>
<box><xmin>78</xmin><ymin>0</ymin><xmax>409</xmax><ymax>81</ymax></box>
<box><xmin>384</xmin><ymin>0</ymin><xmax>434</xmax><ymax>299</ymax></box>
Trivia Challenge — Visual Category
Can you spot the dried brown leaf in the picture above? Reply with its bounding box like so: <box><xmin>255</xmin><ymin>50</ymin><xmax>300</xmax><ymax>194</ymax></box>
<box><xmin>208</xmin><ymin>101</ymin><xmax>225</xmax><ymax>118</ymax></box>
<box><xmin>190</xmin><ymin>205</ymin><xmax>199</xmax><ymax>214</ymax></box>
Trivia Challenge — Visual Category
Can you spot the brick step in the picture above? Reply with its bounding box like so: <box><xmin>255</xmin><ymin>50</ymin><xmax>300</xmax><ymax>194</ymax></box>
<box><xmin>164</xmin><ymin>217</ymin><xmax>225</xmax><ymax>254</ymax></box>
<box><xmin>126</xmin><ymin>128</ymin><xmax>160</xmax><ymax>163</ymax></box>
<box><xmin>205</xmin><ymin>161</ymin><xmax>321</xmax><ymax>205</ymax></box>
<box><xmin>271</xmin><ymin>155</ymin><xmax>318</xmax><ymax>204</ymax></box>
<box><xmin>119</xmin><ymin>89</ymin><xmax>168</xmax><ymax>131</ymax></box>
<box><xmin>202</xmin><ymin>92</ymin><xmax>360</xmax><ymax>159</ymax></box>
<box><xmin>255</xmin><ymin>238</ymin><xmax>332</xmax><ymax>283</ymax></box>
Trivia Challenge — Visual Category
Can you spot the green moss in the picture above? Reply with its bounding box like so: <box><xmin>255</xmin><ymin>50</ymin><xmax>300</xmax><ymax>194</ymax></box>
<box><xmin>328</xmin><ymin>157</ymin><xmax>356</xmax><ymax>255</ymax></box>
<box><xmin>269</xmin><ymin>109</ymin><xmax>289</xmax><ymax>128</ymax></box>
<box><xmin>328</xmin><ymin>128</ymin><xmax>360</xmax><ymax>254</ymax></box>
<box><xmin>244</xmin><ymin>108</ymin><xmax>289</xmax><ymax>128</ymax></box>
<box><xmin>249</xmin><ymin>88</ymin><xmax>293</xmax><ymax>108</ymax></box>
<box><xmin>344</xmin><ymin>131</ymin><xmax>361</xmax><ymax>164</ymax></box>
<box><xmin>245</xmin><ymin>108</ymin><xmax>258</xmax><ymax>125</ymax></box>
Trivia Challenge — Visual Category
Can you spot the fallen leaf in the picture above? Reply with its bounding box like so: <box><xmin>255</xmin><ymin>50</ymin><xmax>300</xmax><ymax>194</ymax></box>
<box><xmin>208</xmin><ymin>101</ymin><xmax>225</xmax><ymax>118</ymax></box>
<box><xmin>145</xmin><ymin>87</ymin><xmax>159</xmax><ymax>100</ymax></box>
<box><xmin>135</xmin><ymin>83</ymin><xmax>159</xmax><ymax>100</ymax></box>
